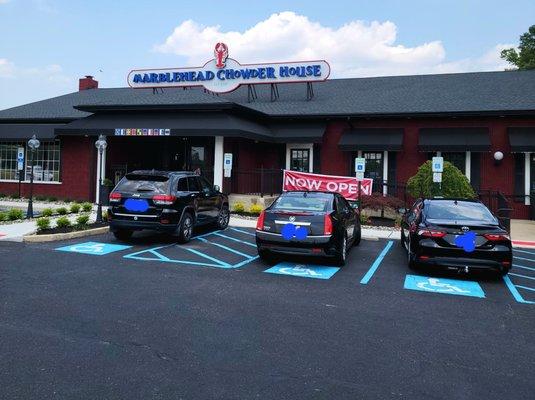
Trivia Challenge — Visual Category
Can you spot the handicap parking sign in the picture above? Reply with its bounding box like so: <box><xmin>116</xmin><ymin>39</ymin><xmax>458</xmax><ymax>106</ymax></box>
<box><xmin>264</xmin><ymin>262</ymin><xmax>340</xmax><ymax>280</ymax></box>
<box><xmin>404</xmin><ymin>274</ymin><xmax>485</xmax><ymax>298</ymax></box>
<box><xmin>56</xmin><ymin>241</ymin><xmax>132</xmax><ymax>256</ymax></box>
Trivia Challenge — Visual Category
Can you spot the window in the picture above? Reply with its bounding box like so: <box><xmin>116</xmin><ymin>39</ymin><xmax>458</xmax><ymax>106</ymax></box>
<box><xmin>199</xmin><ymin>177</ymin><xmax>212</xmax><ymax>193</ymax></box>
<box><xmin>0</xmin><ymin>140</ymin><xmax>60</xmax><ymax>182</ymax></box>
<box><xmin>514</xmin><ymin>153</ymin><xmax>525</xmax><ymax>201</ymax></box>
<box><xmin>442</xmin><ymin>152</ymin><xmax>465</xmax><ymax>174</ymax></box>
<box><xmin>117</xmin><ymin>173</ymin><xmax>170</xmax><ymax>194</ymax></box>
<box><xmin>187</xmin><ymin>176</ymin><xmax>201</xmax><ymax>192</ymax></box>
<box><xmin>177</xmin><ymin>177</ymin><xmax>188</xmax><ymax>192</ymax></box>
<box><xmin>363</xmin><ymin>152</ymin><xmax>383</xmax><ymax>184</ymax></box>
<box><xmin>290</xmin><ymin>149</ymin><xmax>310</xmax><ymax>172</ymax></box>
<box><xmin>191</xmin><ymin>146</ymin><xmax>205</xmax><ymax>166</ymax></box>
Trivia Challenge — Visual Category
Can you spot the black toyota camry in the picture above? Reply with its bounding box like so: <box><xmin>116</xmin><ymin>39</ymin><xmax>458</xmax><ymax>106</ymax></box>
<box><xmin>401</xmin><ymin>198</ymin><xmax>512</xmax><ymax>275</ymax></box>
<box><xmin>255</xmin><ymin>191</ymin><xmax>361</xmax><ymax>265</ymax></box>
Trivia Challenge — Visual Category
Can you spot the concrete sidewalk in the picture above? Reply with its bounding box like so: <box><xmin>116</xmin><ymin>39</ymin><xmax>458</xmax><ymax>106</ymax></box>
<box><xmin>511</xmin><ymin>219</ymin><xmax>535</xmax><ymax>247</ymax></box>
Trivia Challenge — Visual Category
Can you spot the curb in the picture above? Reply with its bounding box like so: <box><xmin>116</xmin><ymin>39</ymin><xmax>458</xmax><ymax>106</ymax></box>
<box><xmin>23</xmin><ymin>226</ymin><xmax>109</xmax><ymax>243</ymax></box>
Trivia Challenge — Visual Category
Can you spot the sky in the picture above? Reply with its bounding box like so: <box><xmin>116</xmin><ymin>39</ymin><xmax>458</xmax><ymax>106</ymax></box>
<box><xmin>0</xmin><ymin>0</ymin><xmax>534</xmax><ymax>110</ymax></box>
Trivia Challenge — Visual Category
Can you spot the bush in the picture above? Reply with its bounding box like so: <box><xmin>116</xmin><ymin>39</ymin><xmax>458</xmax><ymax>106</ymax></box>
<box><xmin>41</xmin><ymin>208</ymin><xmax>54</xmax><ymax>217</ymax></box>
<box><xmin>407</xmin><ymin>160</ymin><xmax>476</xmax><ymax>199</ymax></box>
<box><xmin>76</xmin><ymin>214</ymin><xmax>90</xmax><ymax>226</ymax></box>
<box><xmin>360</xmin><ymin>193</ymin><xmax>405</xmax><ymax>212</ymax></box>
<box><xmin>56</xmin><ymin>207</ymin><xmax>68</xmax><ymax>215</ymax></box>
<box><xmin>8</xmin><ymin>208</ymin><xmax>24</xmax><ymax>221</ymax></box>
<box><xmin>63</xmin><ymin>198</ymin><xmax>73</xmax><ymax>203</ymax></box>
<box><xmin>81</xmin><ymin>202</ymin><xmax>93</xmax><ymax>212</ymax></box>
<box><xmin>35</xmin><ymin>195</ymin><xmax>48</xmax><ymax>201</ymax></box>
<box><xmin>9</xmin><ymin>194</ymin><xmax>20</xmax><ymax>200</ymax></box>
<box><xmin>0</xmin><ymin>193</ymin><xmax>5</xmax><ymax>198</ymax></box>
<box><xmin>360</xmin><ymin>212</ymin><xmax>370</xmax><ymax>225</ymax></box>
<box><xmin>36</xmin><ymin>217</ymin><xmax>51</xmax><ymax>231</ymax></box>
<box><xmin>102</xmin><ymin>210</ymin><xmax>108</xmax><ymax>221</ymax></box>
<box><xmin>56</xmin><ymin>216</ymin><xmax>71</xmax><ymax>228</ymax></box>
<box><xmin>0</xmin><ymin>211</ymin><xmax>7</xmax><ymax>222</ymax></box>
<box><xmin>233</xmin><ymin>202</ymin><xmax>245</xmax><ymax>213</ymax></box>
<box><xmin>249</xmin><ymin>204</ymin><xmax>263</xmax><ymax>215</ymax></box>
<box><xmin>47</xmin><ymin>196</ymin><xmax>57</xmax><ymax>202</ymax></box>
<box><xmin>70</xmin><ymin>203</ymin><xmax>81</xmax><ymax>213</ymax></box>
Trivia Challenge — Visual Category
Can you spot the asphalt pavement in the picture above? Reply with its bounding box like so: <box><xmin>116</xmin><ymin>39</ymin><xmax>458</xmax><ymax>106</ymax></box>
<box><xmin>0</xmin><ymin>227</ymin><xmax>534</xmax><ymax>399</ymax></box>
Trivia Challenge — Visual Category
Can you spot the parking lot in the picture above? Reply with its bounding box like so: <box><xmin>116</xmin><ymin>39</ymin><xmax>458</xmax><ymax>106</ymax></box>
<box><xmin>1</xmin><ymin>227</ymin><xmax>534</xmax><ymax>399</ymax></box>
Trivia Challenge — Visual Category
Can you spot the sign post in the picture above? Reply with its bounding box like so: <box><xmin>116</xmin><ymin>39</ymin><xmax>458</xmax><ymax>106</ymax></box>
<box><xmin>17</xmin><ymin>147</ymin><xmax>24</xmax><ymax>198</ymax></box>
<box><xmin>354</xmin><ymin>157</ymin><xmax>366</xmax><ymax>180</ymax></box>
<box><xmin>432</xmin><ymin>156</ymin><xmax>444</xmax><ymax>192</ymax></box>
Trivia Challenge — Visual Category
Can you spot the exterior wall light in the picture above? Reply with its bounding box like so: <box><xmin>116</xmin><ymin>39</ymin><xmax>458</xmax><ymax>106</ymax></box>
<box><xmin>493</xmin><ymin>151</ymin><xmax>504</xmax><ymax>165</ymax></box>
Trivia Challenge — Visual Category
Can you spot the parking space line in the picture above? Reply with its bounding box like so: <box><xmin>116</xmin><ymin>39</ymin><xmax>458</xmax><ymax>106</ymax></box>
<box><xmin>516</xmin><ymin>285</ymin><xmax>535</xmax><ymax>292</ymax></box>
<box><xmin>229</xmin><ymin>227</ymin><xmax>256</xmax><ymax>237</ymax></box>
<box><xmin>196</xmin><ymin>237</ymin><xmax>252</xmax><ymax>258</ymax></box>
<box><xmin>514</xmin><ymin>249</ymin><xmax>535</xmax><ymax>256</ymax></box>
<box><xmin>503</xmin><ymin>275</ymin><xmax>535</xmax><ymax>304</ymax></box>
<box><xmin>360</xmin><ymin>240</ymin><xmax>394</xmax><ymax>285</ymax></box>
<box><xmin>513</xmin><ymin>264</ymin><xmax>535</xmax><ymax>272</ymax></box>
<box><xmin>184</xmin><ymin>247</ymin><xmax>231</xmax><ymax>268</ymax></box>
<box><xmin>508</xmin><ymin>272</ymin><xmax>535</xmax><ymax>281</ymax></box>
<box><xmin>513</xmin><ymin>255</ymin><xmax>535</xmax><ymax>263</ymax></box>
<box><xmin>233</xmin><ymin>255</ymin><xmax>260</xmax><ymax>268</ymax></box>
<box><xmin>212</xmin><ymin>232</ymin><xmax>257</xmax><ymax>247</ymax></box>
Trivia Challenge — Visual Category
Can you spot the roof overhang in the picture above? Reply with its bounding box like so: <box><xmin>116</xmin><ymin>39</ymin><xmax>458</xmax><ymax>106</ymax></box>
<box><xmin>0</xmin><ymin>123</ymin><xmax>64</xmax><ymax>140</ymax></box>
<box><xmin>269</xmin><ymin>122</ymin><xmax>325</xmax><ymax>143</ymax></box>
<box><xmin>338</xmin><ymin>128</ymin><xmax>404</xmax><ymax>151</ymax></box>
<box><xmin>418</xmin><ymin>128</ymin><xmax>491</xmax><ymax>152</ymax></box>
<box><xmin>508</xmin><ymin>127</ymin><xmax>535</xmax><ymax>152</ymax></box>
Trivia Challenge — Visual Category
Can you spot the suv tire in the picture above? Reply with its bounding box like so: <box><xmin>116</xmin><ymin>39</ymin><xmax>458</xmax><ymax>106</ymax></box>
<box><xmin>216</xmin><ymin>205</ymin><xmax>230</xmax><ymax>230</ymax></box>
<box><xmin>177</xmin><ymin>212</ymin><xmax>194</xmax><ymax>244</ymax></box>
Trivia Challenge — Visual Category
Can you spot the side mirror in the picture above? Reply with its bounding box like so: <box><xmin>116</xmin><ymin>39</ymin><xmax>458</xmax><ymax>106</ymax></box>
<box><xmin>213</xmin><ymin>185</ymin><xmax>220</xmax><ymax>192</ymax></box>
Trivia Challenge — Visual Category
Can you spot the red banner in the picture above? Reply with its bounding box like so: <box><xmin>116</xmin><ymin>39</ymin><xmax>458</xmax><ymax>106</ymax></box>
<box><xmin>282</xmin><ymin>170</ymin><xmax>373</xmax><ymax>199</ymax></box>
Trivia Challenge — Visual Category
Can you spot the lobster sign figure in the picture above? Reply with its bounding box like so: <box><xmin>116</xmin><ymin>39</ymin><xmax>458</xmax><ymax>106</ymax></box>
<box><xmin>214</xmin><ymin>42</ymin><xmax>228</xmax><ymax>68</ymax></box>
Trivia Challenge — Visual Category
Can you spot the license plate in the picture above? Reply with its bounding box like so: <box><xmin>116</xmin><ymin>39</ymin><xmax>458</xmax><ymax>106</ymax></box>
<box><xmin>124</xmin><ymin>198</ymin><xmax>149</xmax><ymax>212</ymax></box>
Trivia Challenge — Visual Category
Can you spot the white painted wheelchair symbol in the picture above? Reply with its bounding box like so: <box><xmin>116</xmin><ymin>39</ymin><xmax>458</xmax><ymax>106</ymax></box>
<box><xmin>416</xmin><ymin>278</ymin><xmax>470</xmax><ymax>294</ymax></box>
<box><xmin>279</xmin><ymin>265</ymin><xmax>322</xmax><ymax>277</ymax></box>
<box><xmin>68</xmin><ymin>243</ymin><xmax>106</xmax><ymax>254</ymax></box>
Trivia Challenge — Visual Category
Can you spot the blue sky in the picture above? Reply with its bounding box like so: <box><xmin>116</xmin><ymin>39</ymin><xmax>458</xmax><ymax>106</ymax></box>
<box><xmin>0</xmin><ymin>0</ymin><xmax>534</xmax><ymax>110</ymax></box>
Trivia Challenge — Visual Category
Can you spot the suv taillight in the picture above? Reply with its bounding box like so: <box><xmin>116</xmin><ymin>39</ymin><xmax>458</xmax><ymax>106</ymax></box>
<box><xmin>152</xmin><ymin>194</ymin><xmax>176</xmax><ymax>205</ymax></box>
<box><xmin>256</xmin><ymin>210</ymin><xmax>266</xmax><ymax>231</ymax></box>
<box><xmin>418</xmin><ymin>229</ymin><xmax>446</xmax><ymax>238</ymax></box>
<box><xmin>109</xmin><ymin>192</ymin><xmax>121</xmax><ymax>203</ymax></box>
<box><xmin>483</xmin><ymin>233</ymin><xmax>510</xmax><ymax>241</ymax></box>
<box><xmin>324</xmin><ymin>214</ymin><xmax>333</xmax><ymax>235</ymax></box>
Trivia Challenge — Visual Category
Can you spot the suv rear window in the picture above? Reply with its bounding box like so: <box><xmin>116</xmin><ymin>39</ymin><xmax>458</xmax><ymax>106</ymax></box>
<box><xmin>272</xmin><ymin>193</ymin><xmax>333</xmax><ymax>212</ymax></box>
<box><xmin>116</xmin><ymin>174</ymin><xmax>170</xmax><ymax>194</ymax></box>
<box><xmin>426</xmin><ymin>201</ymin><xmax>496</xmax><ymax>223</ymax></box>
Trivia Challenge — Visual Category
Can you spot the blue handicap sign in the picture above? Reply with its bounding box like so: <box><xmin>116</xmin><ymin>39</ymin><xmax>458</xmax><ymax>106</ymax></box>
<box><xmin>404</xmin><ymin>274</ymin><xmax>485</xmax><ymax>298</ymax></box>
<box><xmin>264</xmin><ymin>262</ymin><xmax>340</xmax><ymax>280</ymax></box>
<box><xmin>56</xmin><ymin>241</ymin><xmax>132</xmax><ymax>255</ymax></box>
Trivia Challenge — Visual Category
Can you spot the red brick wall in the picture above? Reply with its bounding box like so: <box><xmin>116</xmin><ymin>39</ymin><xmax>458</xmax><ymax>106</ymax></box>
<box><xmin>0</xmin><ymin>136</ymin><xmax>95</xmax><ymax>201</ymax></box>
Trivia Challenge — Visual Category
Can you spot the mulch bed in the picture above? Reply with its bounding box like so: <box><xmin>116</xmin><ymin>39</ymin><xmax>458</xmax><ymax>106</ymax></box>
<box><xmin>36</xmin><ymin>222</ymin><xmax>108</xmax><ymax>235</ymax></box>
<box><xmin>366</xmin><ymin>216</ymin><xmax>397</xmax><ymax>228</ymax></box>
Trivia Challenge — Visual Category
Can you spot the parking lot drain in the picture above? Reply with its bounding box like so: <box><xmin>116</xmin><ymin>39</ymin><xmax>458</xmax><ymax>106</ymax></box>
<box><xmin>404</xmin><ymin>275</ymin><xmax>485</xmax><ymax>298</ymax></box>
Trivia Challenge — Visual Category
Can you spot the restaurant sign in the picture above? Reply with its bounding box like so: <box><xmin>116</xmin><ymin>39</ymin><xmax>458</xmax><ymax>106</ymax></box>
<box><xmin>127</xmin><ymin>43</ymin><xmax>330</xmax><ymax>93</ymax></box>
<box><xmin>283</xmin><ymin>170</ymin><xmax>373</xmax><ymax>199</ymax></box>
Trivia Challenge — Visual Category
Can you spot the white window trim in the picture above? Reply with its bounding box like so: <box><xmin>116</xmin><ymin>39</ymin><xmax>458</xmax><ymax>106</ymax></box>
<box><xmin>0</xmin><ymin>179</ymin><xmax>62</xmax><ymax>185</ymax></box>
<box><xmin>525</xmin><ymin>152</ymin><xmax>531</xmax><ymax>206</ymax></box>
<box><xmin>286</xmin><ymin>143</ymin><xmax>313</xmax><ymax>173</ymax></box>
<box><xmin>382</xmin><ymin>150</ymin><xmax>388</xmax><ymax>195</ymax></box>
<box><xmin>213</xmin><ymin>136</ymin><xmax>224</xmax><ymax>188</ymax></box>
<box><xmin>465</xmin><ymin>151</ymin><xmax>471</xmax><ymax>182</ymax></box>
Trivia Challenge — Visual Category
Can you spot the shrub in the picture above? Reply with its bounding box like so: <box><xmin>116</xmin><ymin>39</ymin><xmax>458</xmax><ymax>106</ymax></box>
<box><xmin>41</xmin><ymin>208</ymin><xmax>54</xmax><ymax>217</ymax></box>
<box><xmin>359</xmin><ymin>211</ymin><xmax>370</xmax><ymax>225</ymax></box>
<box><xmin>0</xmin><ymin>193</ymin><xmax>5</xmax><ymax>199</ymax></box>
<box><xmin>9</xmin><ymin>194</ymin><xmax>20</xmax><ymax>200</ymax></box>
<box><xmin>360</xmin><ymin>193</ymin><xmax>405</xmax><ymax>212</ymax></box>
<box><xmin>70</xmin><ymin>203</ymin><xmax>81</xmax><ymax>213</ymax></box>
<box><xmin>56</xmin><ymin>207</ymin><xmax>68</xmax><ymax>215</ymax></box>
<box><xmin>249</xmin><ymin>204</ymin><xmax>263</xmax><ymax>215</ymax></box>
<box><xmin>8</xmin><ymin>208</ymin><xmax>24</xmax><ymax>221</ymax></box>
<box><xmin>35</xmin><ymin>195</ymin><xmax>48</xmax><ymax>201</ymax></box>
<box><xmin>232</xmin><ymin>202</ymin><xmax>245</xmax><ymax>213</ymax></box>
<box><xmin>47</xmin><ymin>196</ymin><xmax>57</xmax><ymax>202</ymax></box>
<box><xmin>63</xmin><ymin>198</ymin><xmax>73</xmax><ymax>203</ymax></box>
<box><xmin>81</xmin><ymin>202</ymin><xmax>93</xmax><ymax>212</ymax></box>
<box><xmin>76</xmin><ymin>214</ymin><xmax>90</xmax><ymax>226</ymax></box>
<box><xmin>102</xmin><ymin>210</ymin><xmax>108</xmax><ymax>221</ymax></box>
<box><xmin>0</xmin><ymin>211</ymin><xmax>7</xmax><ymax>222</ymax></box>
<box><xmin>103</xmin><ymin>178</ymin><xmax>114</xmax><ymax>187</ymax></box>
<box><xmin>36</xmin><ymin>217</ymin><xmax>51</xmax><ymax>231</ymax></box>
<box><xmin>407</xmin><ymin>160</ymin><xmax>476</xmax><ymax>199</ymax></box>
<box><xmin>56</xmin><ymin>216</ymin><xmax>71</xmax><ymax>228</ymax></box>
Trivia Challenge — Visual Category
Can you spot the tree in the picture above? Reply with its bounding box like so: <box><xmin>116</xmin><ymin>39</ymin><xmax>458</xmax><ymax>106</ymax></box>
<box><xmin>500</xmin><ymin>25</ymin><xmax>535</xmax><ymax>70</ymax></box>
<box><xmin>407</xmin><ymin>160</ymin><xmax>476</xmax><ymax>199</ymax></box>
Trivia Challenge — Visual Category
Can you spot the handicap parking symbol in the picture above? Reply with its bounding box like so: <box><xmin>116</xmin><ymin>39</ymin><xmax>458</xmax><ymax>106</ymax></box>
<box><xmin>404</xmin><ymin>274</ymin><xmax>485</xmax><ymax>298</ymax></box>
<box><xmin>56</xmin><ymin>241</ymin><xmax>132</xmax><ymax>256</ymax></box>
<box><xmin>264</xmin><ymin>262</ymin><xmax>340</xmax><ymax>280</ymax></box>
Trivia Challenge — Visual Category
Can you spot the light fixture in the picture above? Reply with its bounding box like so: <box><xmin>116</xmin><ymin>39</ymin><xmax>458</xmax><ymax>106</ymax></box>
<box><xmin>493</xmin><ymin>151</ymin><xmax>504</xmax><ymax>166</ymax></box>
<box><xmin>95</xmin><ymin>134</ymin><xmax>107</xmax><ymax>223</ymax></box>
<box><xmin>26</xmin><ymin>134</ymin><xmax>41</xmax><ymax>219</ymax></box>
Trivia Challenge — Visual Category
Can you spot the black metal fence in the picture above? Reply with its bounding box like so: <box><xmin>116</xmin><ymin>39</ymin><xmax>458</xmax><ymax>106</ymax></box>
<box><xmin>229</xmin><ymin>168</ymin><xmax>283</xmax><ymax>196</ymax></box>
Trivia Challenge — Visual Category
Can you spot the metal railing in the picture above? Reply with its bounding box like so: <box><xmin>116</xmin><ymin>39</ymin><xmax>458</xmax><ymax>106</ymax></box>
<box><xmin>229</xmin><ymin>168</ymin><xmax>283</xmax><ymax>197</ymax></box>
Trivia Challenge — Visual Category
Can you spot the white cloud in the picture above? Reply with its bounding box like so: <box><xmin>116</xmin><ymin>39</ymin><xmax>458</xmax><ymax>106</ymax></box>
<box><xmin>0</xmin><ymin>58</ymin><xmax>16</xmax><ymax>77</ymax></box>
<box><xmin>154</xmin><ymin>11</ymin><xmax>509</xmax><ymax>77</ymax></box>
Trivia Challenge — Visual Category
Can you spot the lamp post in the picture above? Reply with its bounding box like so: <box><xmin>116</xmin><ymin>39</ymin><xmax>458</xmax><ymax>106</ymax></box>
<box><xmin>95</xmin><ymin>134</ymin><xmax>107</xmax><ymax>223</ymax></box>
<box><xmin>26</xmin><ymin>135</ymin><xmax>40</xmax><ymax>219</ymax></box>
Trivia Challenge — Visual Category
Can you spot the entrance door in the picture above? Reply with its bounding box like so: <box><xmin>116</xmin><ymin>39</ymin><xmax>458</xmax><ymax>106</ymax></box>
<box><xmin>363</xmin><ymin>152</ymin><xmax>383</xmax><ymax>191</ymax></box>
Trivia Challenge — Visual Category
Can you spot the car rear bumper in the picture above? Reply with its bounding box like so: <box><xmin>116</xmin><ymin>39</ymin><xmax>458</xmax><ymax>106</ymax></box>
<box><xmin>415</xmin><ymin>254</ymin><xmax>511</xmax><ymax>273</ymax></box>
<box><xmin>256</xmin><ymin>230</ymin><xmax>337</xmax><ymax>257</ymax></box>
<box><xmin>109</xmin><ymin>219</ymin><xmax>178</xmax><ymax>234</ymax></box>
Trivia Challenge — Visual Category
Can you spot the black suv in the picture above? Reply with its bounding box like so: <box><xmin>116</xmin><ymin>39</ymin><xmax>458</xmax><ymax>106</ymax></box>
<box><xmin>108</xmin><ymin>170</ymin><xmax>229</xmax><ymax>242</ymax></box>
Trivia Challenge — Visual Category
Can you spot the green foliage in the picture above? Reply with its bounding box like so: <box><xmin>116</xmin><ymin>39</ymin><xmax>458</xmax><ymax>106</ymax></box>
<box><xmin>8</xmin><ymin>208</ymin><xmax>24</xmax><ymax>221</ymax></box>
<box><xmin>36</xmin><ymin>217</ymin><xmax>51</xmax><ymax>231</ymax></box>
<box><xmin>0</xmin><ymin>211</ymin><xmax>7</xmax><ymax>222</ymax></box>
<box><xmin>56</xmin><ymin>216</ymin><xmax>71</xmax><ymax>228</ymax></box>
<box><xmin>0</xmin><ymin>193</ymin><xmax>5</xmax><ymax>198</ymax></box>
<box><xmin>102</xmin><ymin>210</ymin><xmax>108</xmax><ymax>221</ymax></box>
<box><xmin>9</xmin><ymin>194</ymin><xmax>20</xmax><ymax>200</ymax></box>
<box><xmin>56</xmin><ymin>207</ymin><xmax>68</xmax><ymax>215</ymax></box>
<box><xmin>232</xmin><ymin>202</ymin><xmax>245</xmax><ymax>213</ymax></box>
<box><xmin>63</xmin><ymin>198</ymin><xmax>73</xmax><ymax>203</ymax></box>
<box><xmin>103</xmin><ymin>178</ymin><xmax>114</xmax><ymax>187</ymax></box>
<box><xmin>35</xmin><ymin>195</ymin><xmax>48</xmax><ymax>201</ymax></box>
<box><xmin>41</xmin><ymin>208</ymin><xmax>54</xmax><ymax>217</ymax></box>
<box><xmin>407</xmin><ymin>160</ymin><xmax>476</xmax><ymax>199</ymax></box>
<box><xmin>500</xmin><ymin>25</ymin><xmax>535</xmax><ymax>70</ymax></box>
<box><xmin>359</xmin><ymin>212</ymin><xmax>370</xmax><ymax>225</ymax></box>
<box><xmin>70</xmin><ymin>202</ymin><xmax>81</xmax><ymax>213</ymax></box>
<box><xmin>47</xmin><ymin>196</ymin><xmax>57</xmax><ymax>202</ymax></box>
<box><xmin>81</xmin><ymin>202</ymin><xmax>93</xmax><ymax>212</ymax></box>
<box><xmin>76</xmin><ymin>214</ymin><xmax>90</xmax><ymax>226</ymax></box>
<box><xmin>249</xmin><ymin>203</ymin><xmax>263</xmax><ymax>215</ymax></box>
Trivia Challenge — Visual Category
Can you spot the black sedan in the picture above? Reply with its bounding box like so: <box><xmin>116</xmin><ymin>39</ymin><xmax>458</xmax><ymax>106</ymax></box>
<box><xmin>255</xmin><ymin>191</ymin><xmax>361</xmax><ymax>265</ymax></box>
<box><xmin>401</xmin><ymin>198</ymin><xmax>512</xmax><ymax>275</ymax></box>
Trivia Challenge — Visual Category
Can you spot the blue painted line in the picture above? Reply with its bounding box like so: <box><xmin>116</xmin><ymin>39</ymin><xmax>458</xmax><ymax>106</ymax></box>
<box><xmin>233</xmin><ymin>256</ymin><xmax>260</xmax><ymax>269</ymax></box>
<box><xmin>230</xmin><ymin>227</ymin><xmax>256</xmax><ymax>237</ymax></box>
<box><xmin>509</xmin><ymin>272</ymin><xmax>535</xmax><ymax>281</ymax></box>
<box><xmin>196</xmin><ymin>237</ymin><xmax>253</xmax><ymax>258</ymax></box>
<box><xmin>514</xmin><ymin>249</ymin><xmax>535</xmax><ymax>256</ymax></box>
<box><xmin>513</xmin><ymin>263</ymin><xmax>535</xmax><ymax>272</ymax></box>
<box><xmin>126</xmin><ymin>256</ymin><xmax>222</xmax><ymax>268</ymax></box>
<box><xmin>513</xmin><ymin>255</ymin><xmax>535</xmax><ymax>263</ymax></box>
<box><xmin>213</xmin><ymin>232</ymin><xmax>257</xmax><ymax>247</ymax></box>
<box><xmin>503</xmin><ymin>275</ymin><xmax>535</xmax><ymax>304</ymax></box>
<box><xmin>124</xmin><ymin>245</ymin><xmax>174</xmax><ymax>260</ymax></box>
<box><xmin>184</xmin><ymin>247</ymin><xmax>231</xmax><ymax>267</ymax></box>
<box><xmin>516</xmin><ymin>285</ymin><xmax>535</xmax><ymax>292</ymax></box>
<box><xmin>360</xmin><ymin>240</ymin><xmax>394</xmax><ymax>285</ymax></box>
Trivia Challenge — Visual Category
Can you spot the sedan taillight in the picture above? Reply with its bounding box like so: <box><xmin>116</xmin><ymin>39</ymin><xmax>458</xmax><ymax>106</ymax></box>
<box><xmin>256</xmin><ymin>210</ymin><xmax>266</xmax><ymax>231</ymax></box>
<box><xmin>109</xmin><ymin>192</ymin><xmax>121</xmax><ymax>203</ymax></box>
<box><xmin>324</xmin><ymin>214</ymin><xmax>333</xmax><ymax>235</ymax></box>
<box><xmin>483</xmin><ymin>233</ymin><xmax>510</xmax><ymax>241</ymax></box>
<box><xmin>152</xmin><ymin>194</ymin><xmax>176</xmax><ymax>205</ymax></box>
<box><xmin>418</xmin><ymin>229</ymin><xmax>446</xmax><ymax>238</ymax></box>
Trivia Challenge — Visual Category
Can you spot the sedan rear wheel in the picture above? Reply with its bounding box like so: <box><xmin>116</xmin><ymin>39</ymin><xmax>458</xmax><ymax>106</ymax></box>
<box><xmin>335</xmin><ymin>235</ymin><xmax>347</xmax><ymax>266</ymax></box>
<box><xmin>407</xmin><ymin>237</ymin><xmax>417</xmax><ymax>270</ymax></box>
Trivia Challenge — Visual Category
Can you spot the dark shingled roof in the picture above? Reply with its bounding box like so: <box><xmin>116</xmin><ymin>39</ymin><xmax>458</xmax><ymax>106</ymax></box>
<box><xmin>1</xmin><ymin>70</ymin><xmax>535</xmax><ymax>121</ymax></box>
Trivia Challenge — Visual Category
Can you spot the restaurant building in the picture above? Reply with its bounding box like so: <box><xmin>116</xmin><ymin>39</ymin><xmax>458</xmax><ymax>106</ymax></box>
<box><xmin>0</xmin><ymin>46</ymin><xmax>534</xmax><ymax>218</ymax></box>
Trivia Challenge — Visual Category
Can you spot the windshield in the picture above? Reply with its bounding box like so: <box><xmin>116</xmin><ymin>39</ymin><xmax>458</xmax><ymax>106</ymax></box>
<box><xmin>426</xmin><ymin>201</ymin><xmax>496</xmax><ymax>223</ymax></box>
<box><xmin>116</xmin><ymin>174</ymin><xmax>170</xmax><ymax>194</ymax></box>
<box><xmin>272</xmin><ymin>193</ymin><xmax>333</xmax><ymax>212</ymax></box>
